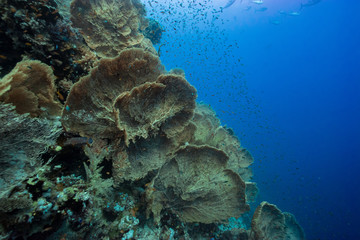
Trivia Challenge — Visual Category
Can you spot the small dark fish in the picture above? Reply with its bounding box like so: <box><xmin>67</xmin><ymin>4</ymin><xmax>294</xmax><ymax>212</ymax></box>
<box><xmin>157</xmin><ymin>44</ymin><xmax>165</xmax><ymax>57</ymax></box>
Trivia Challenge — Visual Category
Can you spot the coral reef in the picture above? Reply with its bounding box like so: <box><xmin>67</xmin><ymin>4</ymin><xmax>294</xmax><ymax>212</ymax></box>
<box><xmin>0</xmin><ymin>0</ymin><xmax>87</xmax><ymax>81</ymax></box>
<box><xmin>0</xmin><ymin>0</ymin><xmax>305</xmax><ymax>238</ymax></box>
<box><xmin>70</xmin><ymin>0</ymin><xmax>154</xmax><ymax>57</ymax></box>
<box><xmin>0</xmin><ymin>59</ymin><xmax>62</xmax><ymax>117</ymax></box>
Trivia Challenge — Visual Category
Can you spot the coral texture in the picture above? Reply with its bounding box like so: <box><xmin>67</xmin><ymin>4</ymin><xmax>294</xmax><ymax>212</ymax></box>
<box><xmin>251</xmin><ymin>201</ymin><xmax>305</xmax><ymax>240</ymax></box>
<box><xmin>147</xmin><ymin>145</ymin><xmax>250</xmax><ymax>224</ymax></box>
<box><xmin>143</xmin><ymin>18</ymin><xmax>163</xmax><ymax>45</ymax></box>
<box><xmin>70</xmin><ymin>0</ymin><xmax>153</xmax><ymax>57</ymax></box>
<box><xmin>0</xmin><ymin>0</ymin><xmax>86</xmax><ymax>80</ymax></box>
<box><xmin>245</xmin><ymin>182</ymin><xmax>258</xmax><ymax>203</ymax></box>
<box><xmin>112</xmin><ymin>135</ymin><xmax>175</xmax><ymax>184</ymax></box>
<box><xmin>0</xmin><ymin>103</ymin><xmax>62</xmax><ymax>194</ymax></box>
<box><xmin>62</xmin><ymin>48</ymin><xmax>164</xmax><ymax>139</ymax></box>
<box><xmin>114</xmin><ymin>74</ymin><xmax>196</xmax><ymax>145</ymax></box>
<box><xmin>0</xmin><ymin>59</ymin><xmax>63</xmax><ymax>117</ymax></box>
<box><xmin>189</xmin><ymin>103</ymin><xmax>255</xmax><ymax>181</ymax></box>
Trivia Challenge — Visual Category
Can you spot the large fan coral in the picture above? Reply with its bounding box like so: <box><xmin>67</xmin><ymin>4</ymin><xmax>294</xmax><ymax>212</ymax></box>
<box><xmin>114</xmin><ymin>74</ymin><xmax>196</xmax><ymax>145</ymax></box>
<box><xmin>147</xmin><ymin>145</ymin><xmax>250</xmax><ymax>224</ymax></box>
<box><xmin>70</xmin><ymin>0</ymin><xmax>154</xmax><ymax>57</ymax></box>
<box><xmin>0</xmin><ymin>59</ymin><xmax>62</xmax><ymax>117</ymax></box>
<box><xmin>250</xmin><ymin>201</ymin><xmax>305</xmax><ymax>240</ymax></box>
<box><xmin>62</xmin><ymin>48</ymin><xmax>164</xmax><ymax>139</ymax></box>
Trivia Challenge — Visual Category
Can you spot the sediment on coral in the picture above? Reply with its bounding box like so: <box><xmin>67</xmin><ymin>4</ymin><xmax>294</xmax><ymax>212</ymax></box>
<box><xmin>70</xmin><ymin>0</ymin><xmax>155</xmax><ymax>57</ymax></box>
<box><xmin>147</xmin><ymin>145</ymin><xmax>250</xmax><ymax>224</ymax></box>
<box><xmin>0</xmin><ymin>59</ymin><xmax>63</xmax><ymax>117</ymax></box>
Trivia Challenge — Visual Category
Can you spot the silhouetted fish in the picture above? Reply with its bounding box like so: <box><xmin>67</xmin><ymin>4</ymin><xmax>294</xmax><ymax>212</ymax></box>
<box><xmin>300</xmin><ymin>0</ymin><xmax>322</xmax><ymax>9</ymax></box>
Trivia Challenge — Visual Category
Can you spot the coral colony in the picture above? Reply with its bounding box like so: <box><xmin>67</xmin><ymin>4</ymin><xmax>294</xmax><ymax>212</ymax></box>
<box><xmin>0</xmin><ymin>0</ymin><xmax>305</xmax><ymax>239</ymax></box>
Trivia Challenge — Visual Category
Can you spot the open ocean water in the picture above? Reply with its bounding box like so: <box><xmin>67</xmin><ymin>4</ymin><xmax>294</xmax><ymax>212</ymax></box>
<box><xmin>146</xmin><ymin>0</ymin><xmax>360</xmax><ymax>239</ymax></box>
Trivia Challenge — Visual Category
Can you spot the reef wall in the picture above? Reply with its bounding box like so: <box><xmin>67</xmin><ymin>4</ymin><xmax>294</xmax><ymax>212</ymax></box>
<box><xmin>0</xmin><ymin>0</ymin><xmax>305</xmax><ymax>239</ymax></box>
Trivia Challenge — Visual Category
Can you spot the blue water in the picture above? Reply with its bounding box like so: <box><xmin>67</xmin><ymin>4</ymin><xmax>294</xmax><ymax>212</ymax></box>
<box><xmin>145</xmin><ymin>0</ymin><xmax>360</xmax><ymax>239</ymax></box>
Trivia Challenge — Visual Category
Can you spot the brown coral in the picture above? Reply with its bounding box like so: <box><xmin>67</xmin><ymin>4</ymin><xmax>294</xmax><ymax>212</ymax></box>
<box><xmin>147</xmin><ymin>145</ymin><xmax>249</xmax><ymax>224</ymax></box>
<box><xmin>0</xmin><ymin>59</ymin><xmax>62</xmax><ymax>117</ymax></box>
<box><xmin>189</xmin><ymin>103</ymin><xmax>254</xmax><ymax>181</ymax></box>
<box><xmin>284</xmin><ymin>212</ymin><xmax>306</xmax><ymax>240</ymax></box>
<box><xmin>62</xmin><ymin>48</ymin><xmax>164</xmax><ymax>139</ymax></box>
<box><xmin>250</xmin><ymin>201</ymin><xmax>305</xmax><ymax>240</ymax></box>
<box><xmin>70</xmin><ymin>0</ymin><xmax>155</xmax><ymax>57</ymax></box>
<box><xmin>62</xmin><ymin>48</ymin><xmax>200</xmax><ymax>183</ymax></box>
<box><xmin>112</xmin><ymin>135</ymin><xmax>175</xmax><ymax>184</ymax></box>
<box><xmin>114</xmin><ymin>74</ymin><xmax>197</xmax><ymax>145</ymax></box>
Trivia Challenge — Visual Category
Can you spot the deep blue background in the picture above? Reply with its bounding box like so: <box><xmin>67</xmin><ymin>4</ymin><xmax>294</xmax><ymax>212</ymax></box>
<box><xmin>144</xmin><ymin>0</ymin><xmax>360</xmax><ymax>239</ymax></box>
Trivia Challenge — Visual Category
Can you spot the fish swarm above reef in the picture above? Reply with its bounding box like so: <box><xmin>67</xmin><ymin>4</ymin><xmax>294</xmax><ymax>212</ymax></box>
<box><xmin>0</xmin><ymin>0</ymin><xmax>305</xmax><ymax>238</ymax></box>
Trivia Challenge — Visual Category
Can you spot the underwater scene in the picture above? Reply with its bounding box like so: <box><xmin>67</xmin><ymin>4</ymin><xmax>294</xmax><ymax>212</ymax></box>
<box><xmin>0</xmin><ymin>0</ymin><xmax>359</xmax><ymax>239</ymax></box>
